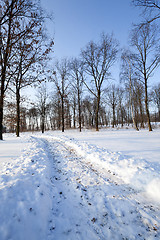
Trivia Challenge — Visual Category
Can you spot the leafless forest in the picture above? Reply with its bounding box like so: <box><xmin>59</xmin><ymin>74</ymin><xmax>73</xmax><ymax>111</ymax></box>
<box><xmin>1</xmin><ymin>0</ymin><xmax>160</xmax><ymax>139</ymax></box>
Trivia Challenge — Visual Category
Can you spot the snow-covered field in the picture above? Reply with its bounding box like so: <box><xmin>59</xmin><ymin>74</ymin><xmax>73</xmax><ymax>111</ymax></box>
<box><xmin>0</xmin><ymin>129</ymin><xmax>160</xmax><ymax>240</ymax></box>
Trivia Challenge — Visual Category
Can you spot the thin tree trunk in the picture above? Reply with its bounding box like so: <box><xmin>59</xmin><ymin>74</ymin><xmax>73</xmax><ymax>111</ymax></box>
<box><xmin>95</xmin><ymin>92</ymin><xmax>100</xmax><ymax>131</ymax></box>
<box><xmin>41</xmin><ymin>108</ymin><xmax>45</xmax><ymax>133</ymax></box>
<box><xmin>144</xmin><ymin>77</ymin><xmax>152</xmax><ymax>131</ymax></box>
<box><xmin>41</xmin><ymin>119</ymin><xmax>45</xmax><ymax>133</ymax></box>
<box><xmin>57</xmin><ymin>97</ymin><xmax>61</xmax><ymax>130</ymax></box>
<box><xmin>61</xmin><ymin>96</ymin><xmax>64</xmax><ymax>132</ymax></box>
<box><xmin>112</xmin><ymin>104</ymin><xmax>116</xmax><ymax>128</ymax></box>
<box><xmin>130</xmin><ymin>91</ymin><xmax>139</xmax><ymax>131</ymax></box>
<box><xmin>130</xmin><ymin>103</ymin><xmax>139</xmax><ymax>131</ymax></box>
<box><xmin>145</xmin><ymin>83</ymin><xmax>152</xmax><ymax>131</ymax></box>
<box><xmin>121</xmin><ymin>109</ymin><xmax>124</xmax><ymax>127</ymax></box>
<box><xmin>139</xmin><ymin>99</ymin><xmax>144</xmax><ymax>128</ymax></box>
<box><xmin>73</xmin><ymin>99</ymin><xmax>76</xmax><ymax>129</ymax></box>
<box><xmin>78</xmin><ymin>89</ymin><xmax>81</xmax><ymax>132</ymax></box>
<box><xmin>16</xmin><ymin>88</ymin><xmax>20</xmax><ymax>137</ymax></box>
<box><xmin>129</xmin><ymin>75</ymin><xmax>139</xmax><ymax>131</ymax></box>
<box><xmin>0</xmin><ymin>78</ymin><xmax>4</xmax><ymax>140</ymax></box>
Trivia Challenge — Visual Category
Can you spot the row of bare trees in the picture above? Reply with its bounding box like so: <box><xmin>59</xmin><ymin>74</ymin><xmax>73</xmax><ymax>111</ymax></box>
<box><xmin>1</xmin><ymin>0</ymin><xmax>160</xmax><ymax>137</ymax></box>
<box><xmin>3</xmin><ymin>25</ymin><xmax>160</xmax><ymax>134</ymax></box>
<box><xmin>0</xmin><ymin>0</ymin><xmax>54</xmax><ymax>139</ymax></box>
<box><xmin>50</xmin><ymin>21</ymin><xmax>160</xmax><ymax>133</ymax></box>
<box><xmin>3</xmin><ymin>80</ymin><xmax>160</xmax><ymax>133</ymax></box>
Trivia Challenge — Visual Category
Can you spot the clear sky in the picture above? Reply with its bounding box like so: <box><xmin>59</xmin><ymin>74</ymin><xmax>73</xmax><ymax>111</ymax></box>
<box><xmin>39</xmin><ymin>0</ymin><xmax>159</xmax><ymax>87</ymax></box>
<box><xmin>41</xmin><ymin>0</ymin><xmax>141</xmax><ymax>59</ymax></box>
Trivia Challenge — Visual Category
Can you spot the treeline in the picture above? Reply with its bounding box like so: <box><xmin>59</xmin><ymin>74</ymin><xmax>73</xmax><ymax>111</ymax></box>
<box><xmin>4</xmin><ymin>77</ymin><xmax>160</xmax><ymax>133</ymax></box>
<box><xmin>1</xmin><ymin>0</ymin><xmax>160</xmax><ymax>138</ymax></box>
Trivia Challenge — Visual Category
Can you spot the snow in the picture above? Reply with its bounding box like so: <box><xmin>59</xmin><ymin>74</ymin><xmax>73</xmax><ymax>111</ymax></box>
<box><xmin>0</xmin><ymin>129</ymin><xmax>160</xmax><ymax>239</ymax></box>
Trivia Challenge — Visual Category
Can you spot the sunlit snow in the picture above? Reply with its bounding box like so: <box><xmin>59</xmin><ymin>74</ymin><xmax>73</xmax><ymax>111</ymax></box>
<box><xmin>0</xmin><ymin>129</ymin><xmax>160</xmax><ymax>240</ymax></box>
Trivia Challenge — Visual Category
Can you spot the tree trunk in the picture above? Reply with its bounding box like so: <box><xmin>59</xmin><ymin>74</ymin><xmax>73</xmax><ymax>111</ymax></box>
<box><xmin>112</xmin><ymin>104</ymin><xmax>116</xmax><ymax>128</ymax></box>
<box><xmin>41</xmin><ymin>119</ymin><xmax>45</xmax><ymax>133</ymax></box>
<box><xmin>78</xmin><ymin>89</ymin><xmax>81</xmax><ymax>132</ymax></box>
<box><xmin>144</xmin><ymin>77</ymin><xmax>152</xmax><ymax>131</ymax></box>
<box><xmin>61</xmin><ymin>95</ymin><xmax>64</xmax><ymax>132</ymax></box>
<box><xmin>121</xmin><ymin>109</ymin><xmax>124</xmax><ymax>127</ymax></box>
<box><xmin>16</xmin><ymin>88</ymin><xmax>20</xmax><ymax>137</ymax></box>
<box><xmin>73</xmin><ymin>99</ymin><xmax>76</xmax><ymax>129</ymax></box>
<box><xmin>139</xmin><ymin>99</ymin><xmax>144</xmax><ymax>128</ymax></box>
<box><xmin>0</xmin><ymin>17</ymin><xmax>3</xmax><ymax>140</ymax></box>
<box><xmin>42</xmin><ymin>105</ymin><xmax>46</xmax><ymax>133</ymax></box>
<box><xmin>129</xmin><ymin>76</ymin><xmax>139</xmax><ymax>131</ymax></box>
<box><xmin>95</xmin><ymin>91</ymin><xmax>100</xmax><ymax>131</ymax></box>
<box><xmin>0</xmin><ymin>2</ymin><xmax>14</xmax><ymax>140</ymax></box>
<box><xmin>0</xmin><ymin>77</ymin><xmax>4</xmax><ymax>140</ymax></box>
<box><xmin>0</xmin><ymin>99</ymin><xmax>4</xmax><ymax>140</ymax></box>
<box><xmin>58</xmin><ymin>97</ymin><xmax>61</xmax><ymax>130</ymax></box>
<box><xmin>145</xmin><ymin>81</ymin><xmax>152</xmax><ymax>131</ymax></box>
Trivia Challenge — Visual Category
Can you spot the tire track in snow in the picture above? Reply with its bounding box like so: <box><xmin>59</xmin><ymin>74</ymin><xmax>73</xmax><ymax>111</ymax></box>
<box><xmin>35</xmin><ymin>136</ymin><xmax>160</xmax><ymax>240</ymax></box>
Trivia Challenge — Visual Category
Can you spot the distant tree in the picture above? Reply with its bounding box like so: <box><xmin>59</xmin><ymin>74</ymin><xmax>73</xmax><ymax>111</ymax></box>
<box><xmin>120</xmin><ymin>49</ymin><xmax>140</xmax><ymax>130</ymax></box>
<box><xmin>36</xmin><ymin>83</ymin><xmax>49</xmax><ymax>133</ymax></box>
<box><xmin>98</xmin><ymin>104</ymin><xmax>107</xmax><ymax>127</ymax></box>
<box><xmin>70</xmin><ymin>58</ymin><xmax>84</xmax><ymax>132</ymax></box>
<box><xmin>134</xmin><ymin>80</ymin><xmax>145</xmax><ymax>128</ymax></box>
<box><xmin>4</xmin><ymin>101</ymin><xmax>16</xmax><ymax>132</ymax></box>
<box><xmin>52</xmin><ymin>59</ymin><xmax>70</xmax><ymax>132</ymax></box>
<box><xmin>65</xmin><ymin>97</ymin><xmax>72</xmax><ymax>129</ymax></box>
<box><xmin>45</xmin><ymin>91</ymin><xmax>62</xmax><ymax>130</ymax></box>
<box><xmin>20</xmin><ymin>106</ymin><xmax>27</xmax><ymax>132</ymax></box>
<box><xmin>53</xmin><ymin>91</ymin><xmax>61</xmax><ymax>130</ymax></box>
<box><xmin>81</xmin><ymin>33</ymin><xmax>119</xmax><ymax>131</ymax></box>
<box><xmin>70</xmin><ymin>92</ymin><xmax>77</xmax><ymax>129</ymax></box>
<box><xmin>130</xmin><ymin>23</ymin><xmax>160</xmax><ymax>131</ymax></box>
<box><xmin>151</xmin><ymin>83</ymin><xmax>160</xmax><ymax>121</ymax></box>
<box><xmin>27</xmin><ymin>107</ymin><xmax>39</xmax><ymax>131</ymax></box>
<box><xmin>116</xmin><ymin>87</ymin><xmax>126</xmax><ymax>127</ymax></box>
<box><xmin>106</xmin><ymin>85</ymin><xmax>119</xmax><ymax>128</ymax></box>
<box><xmin>81</xmin><ymin>96</ymin><xmax>95</xmax><ymax>128</ymax></box>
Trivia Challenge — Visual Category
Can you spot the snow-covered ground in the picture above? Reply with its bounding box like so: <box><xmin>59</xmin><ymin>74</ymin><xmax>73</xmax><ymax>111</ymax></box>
<box><xmin>0</xmin><ymin>129</ymin><xmax>160</xmax><ymax>240</ymax></box>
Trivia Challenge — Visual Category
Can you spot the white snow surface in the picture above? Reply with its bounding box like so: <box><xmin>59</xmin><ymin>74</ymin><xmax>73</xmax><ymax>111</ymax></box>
<box><xmin>0</xmin><ymin>129</ymin><xmax>160</xmax><ymax>240</ymax></box>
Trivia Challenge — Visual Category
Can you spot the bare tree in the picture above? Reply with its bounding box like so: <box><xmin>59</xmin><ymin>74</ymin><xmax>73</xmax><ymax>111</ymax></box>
<box><xmin>70</xmin><ymin>58</ymin><xmax>84</xmax><ymax>132</ymax></box>
<box><xmin>0</xmin><ymin>0</ymin><xmax>53</xmax><ymax>139</ymax></box>
<box><xmin>134</xmin><ymin>80</ymin><xmax>145</xmax><ymax>128</ymax></box>
<box><xmin>4</xmin><ymin>101</ymin><xmax>16</xmax><ymax>132</ymax></box>
<box><xmin>36</xmin><ymin>83</ymin><xmax>49</xmax><ymax>133</ymax></box>
<box><xmin>116</xmin><ymin>87</ymin><xmax>126</xmax><ymax>127</ymax></box>
<box><xmin>120</xmin><ymin>49</ymin><xmax>140</xmax><ymax>130</ymax></box>
<box><xmin>132</xmin><ymin>0</ymin><xmax>160</xmax><ymax>23</ymax></box>
<box><xmin>10</xmin><ymin>30</ymin><xmax>53</xmax><ymax>137</ymax></box>
<box><xmin>70</xmin><ymin>92</ymin><xmax>77</xmax><ymax>129</ymax></box>
<box><xmin>52</xmin><ymin>59</ymin><xmax>70</xmax><ymax>132</ymax></box>
<box><xmin>151</xmin><ymin>83</ymin><xmax>160</xmax><ymax>121</ymax></box>
<box><xmin>106</xmin><ymin>85</ymin><xmax>119</xmax><ymax>128</ymax></box>
<box><xmin>27</xmin><ymin>107</ymin><xmax>39</xmax><ymax>131</ymax></box>
<box><xmin>130</xmin><ymin>23</ymin><xmax>160</xmax><ymax>131</ymax></box>
<box><xmin>81</xmin><ymin>96</ymin><xmax>95</xmax><ymax>128</ymax></box>
<box><xmin>81</xmin><ymin>33</ymin><xmax>119</xmax><ymax>131</ymax></box>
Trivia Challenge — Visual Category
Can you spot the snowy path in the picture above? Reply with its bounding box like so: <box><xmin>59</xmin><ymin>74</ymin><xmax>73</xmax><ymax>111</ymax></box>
<box><xmin>0</xmin><ymin>133</ymin><xmax>160</xmax><ymax>240</ymax></box>
<box><xmin>38</xmin><ymin>135</ymin><xmax>160</xmax><ymax>240</ymax></box>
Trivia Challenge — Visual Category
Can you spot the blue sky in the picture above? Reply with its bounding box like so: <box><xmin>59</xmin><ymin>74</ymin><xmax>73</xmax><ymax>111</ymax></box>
<box><xmin>41</xmin><ymin>0</ymin><xmax>141</xmax><ymax>59</ymax></box>
<box><xmin>39</xmin><ymin>1</ymin><xmax>159</xmax><ymax>86</ymax></box>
